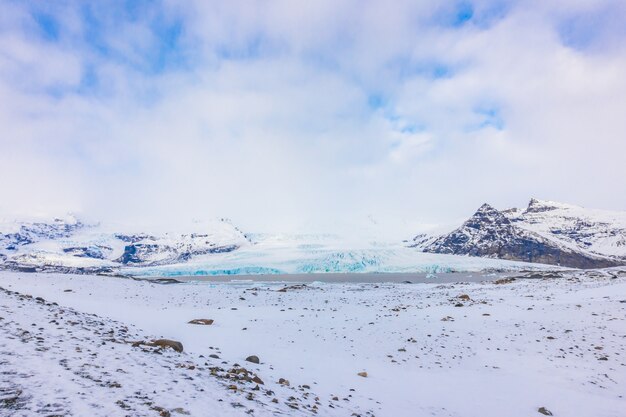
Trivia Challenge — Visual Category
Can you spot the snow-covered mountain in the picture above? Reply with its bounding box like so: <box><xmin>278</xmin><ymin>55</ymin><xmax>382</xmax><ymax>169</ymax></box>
<box><xmin>413</xmin><ymin>199</ymin><xmax>626</xmax><ymax>268</ymax></box>
<box><xmin>0</xmin><ymin>216</ymin><xmax>249</xmax><ymax>274</ymax></box>
<box><xmin>4</xmin><ymin>199</ymin><xmax>623</xmax><ymax>276</ymax></box>
<box><xmin>0</xmin><ymin>214</ymin><xmax>84</xmax><ymax>250</ymax></box>
<box><xmin>0</xmin><ymin>215</ymin><xmax>561</xmax><ymax>276</ymax></box>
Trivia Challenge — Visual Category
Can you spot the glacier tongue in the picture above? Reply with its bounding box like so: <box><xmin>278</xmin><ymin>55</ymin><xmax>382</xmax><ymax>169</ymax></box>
<box><xmin>126</xmin><ymin>233</ymin><xmax>558</xmax><ymax>278</ymax></box>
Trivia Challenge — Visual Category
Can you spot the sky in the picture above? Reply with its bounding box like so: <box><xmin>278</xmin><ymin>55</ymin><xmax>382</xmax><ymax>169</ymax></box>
<box><xmin>1</xmin><ymin>0</ymin><xmax>625</xmax><ymax>238</ymax></box>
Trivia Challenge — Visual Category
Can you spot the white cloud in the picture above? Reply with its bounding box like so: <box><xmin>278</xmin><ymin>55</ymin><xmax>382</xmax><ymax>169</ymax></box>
<box><xmin>0</xmin><ymin>1</ymin><xmax>624</xmax><ymax>238</ymax></box>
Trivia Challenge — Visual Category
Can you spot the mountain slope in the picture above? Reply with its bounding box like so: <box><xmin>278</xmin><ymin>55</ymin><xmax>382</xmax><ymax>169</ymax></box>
<box><xmin>415</xmin><ymin>199</ymin><xmax>626</xmax><ymax>269</ymax></box>
<box><xmin>0</xmin><ymin>216</ymin><xmax>249</xmax><ymax>274</ymax></box>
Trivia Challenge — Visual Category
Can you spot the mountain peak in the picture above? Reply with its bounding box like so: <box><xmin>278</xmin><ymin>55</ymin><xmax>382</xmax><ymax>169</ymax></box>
<box><xmin>465</xmin><ymin>203</ymin><xmax>509</xmax><ymax>228</ymax></box>
<box><xmin>525</xmin><ymin>198</ymin><xmax>576</xmax><ymax>214</ymax></box>
<box><xmin>476</xmin><ymin>203</ymin><xmax>496</xmax><ymax>212</ymax></box>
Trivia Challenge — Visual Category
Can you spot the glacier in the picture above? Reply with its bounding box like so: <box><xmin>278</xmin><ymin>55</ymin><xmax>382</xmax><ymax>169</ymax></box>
<box><xmin>125</xmin><ymin>233</ymin><xmax>556</xmax><ymax>278</ymax></box>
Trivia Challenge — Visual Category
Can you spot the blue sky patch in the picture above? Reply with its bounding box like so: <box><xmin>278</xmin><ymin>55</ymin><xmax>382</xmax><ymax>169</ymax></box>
<box><xmin>32</xmin><ymin>12</ymin><xmax>59</xmax><ymax>41</ymax></box>
<box><xmin>475</xmin><ymin>106</ymin><xmax>504</xmax><ymax>130</ymax></box>
<box><xmin>453</xmin><ymin>2</ymin><xmax>474</xmax><ymax>27</ymax></box>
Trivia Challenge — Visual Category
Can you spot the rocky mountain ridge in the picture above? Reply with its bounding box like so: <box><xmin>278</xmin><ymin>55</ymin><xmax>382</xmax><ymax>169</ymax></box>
<box><xmin>413</xmin><ymin>199</ymin><xmax>626</xmax><ymax>269</ymax></box>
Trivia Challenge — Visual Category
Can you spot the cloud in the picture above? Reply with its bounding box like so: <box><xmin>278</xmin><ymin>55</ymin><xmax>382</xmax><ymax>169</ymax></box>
<box><xmin>0</xmin><ymin>0</ymin><xmax>625</xmax><ymax>238</ymax></box>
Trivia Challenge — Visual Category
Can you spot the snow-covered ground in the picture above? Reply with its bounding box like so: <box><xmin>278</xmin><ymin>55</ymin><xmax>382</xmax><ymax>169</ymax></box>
<box><xmin>1</xmin><ymin>269</ymin><xmax>625</xmax><ymax>417</ymax></box>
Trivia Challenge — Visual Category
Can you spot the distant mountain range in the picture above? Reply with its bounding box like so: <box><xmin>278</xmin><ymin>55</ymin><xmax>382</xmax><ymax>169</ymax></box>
<box><xmin>2</xmin><ymin>199</ymin><xmax>625</xmax><ymax>275</ymax></box>
<box><xmin>411</xmin><ymin>199</ymin><xmax>626</xmax><ymax>269</ymax></box>
<box><xmin>0</xmin><ymin>215</ymin><xmax>250</xmax><ymax>275</ymax></box>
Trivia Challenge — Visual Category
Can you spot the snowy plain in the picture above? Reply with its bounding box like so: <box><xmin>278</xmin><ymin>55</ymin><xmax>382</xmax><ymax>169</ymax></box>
<box><xmin>1</xmin><ymin>268</ymin><xmax>625</xmax><ymax>417</ymax></box>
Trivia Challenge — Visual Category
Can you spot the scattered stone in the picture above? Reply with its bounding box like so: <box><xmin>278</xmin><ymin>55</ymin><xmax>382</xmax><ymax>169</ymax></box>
<box><xmin>277</xmin><ymin>284</ymin><xmax>308</xmax><ymax>292</ymax></box>
<box><xmin>188</xmin><ymin>319</ymin><xmax>214</xmax><ymax>325</ymax></box>
<box><xmin>494</xmin><ymin>277</ymin><xmax>516</xmax><ymax>285</ymax></box>
<box><xmin>152</xmin><ymin>406</ymin><xmax>171</xmax><ymax>417</ymax></box>
<box><xmin>246</xmin><ymin>355</ymin><xmax>260</xmax><ymax>364</ymax></box>
<box><xmin>538</xmin><ymin>406</ymin><xmax>553</xmax><ymax>416</ymax></box>
<box><xmin>458</xmin><ymin>294</ymin><xmax>471</xmax><ymax>301</ymax></box>
<box><xmin>151</xmin><ymin>339</ymin><xmax>184</xmax><ymax>353</ymax></box>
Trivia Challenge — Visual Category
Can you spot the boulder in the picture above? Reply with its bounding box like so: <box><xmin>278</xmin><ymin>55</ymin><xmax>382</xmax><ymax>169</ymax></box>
<box><xmin>538</xmin><ymin>407</ymin><xmax>553</xmax><ymax>416</ymax></box>
<box><xmin>188</xmin><ymin>319</ymin><xmax>214</xmax><ymax>325</ymax></box>
<box><xmin>151</xmin><ymin>339</ymin><xmax>184</xmax><ymax>353</ymax></box>
<box><xmin>245</xmin><ymin>355</ymin><xmax>260</xmax><ymax>364</ymax></box>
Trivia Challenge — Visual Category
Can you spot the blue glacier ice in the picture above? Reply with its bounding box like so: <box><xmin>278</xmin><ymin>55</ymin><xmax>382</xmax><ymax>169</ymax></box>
<box><xmin>124</xmin><ymin>233</ymin><xmax>546</xmax><ymax>278</ymax></box>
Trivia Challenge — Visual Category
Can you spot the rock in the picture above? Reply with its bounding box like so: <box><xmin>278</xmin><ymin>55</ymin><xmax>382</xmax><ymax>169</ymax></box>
<box><xmin>188</xmin><ymin>319</ymin><xmax>214</xmax><ymax>325</ymax></box>
<box><xmin>246</xmin><ymin>355</ymin><xmax>260</xmax><ymax>364</ymax></box>
<box><xmin>252</xmin><ymin>375</ymin><xmax>264</xmax><ymax>385</ymax></box>
<box><xmin>495</xmin><ymin>277</ymin><xmax>516</xmax><ymax>285</ymax></box>
<box><xmin>458</xmin><ymin>294</ymin><xmax>471</xmax><ymax>301</ymax></box>
<box><xmin>151</xmin><ymin>339</ymin><xmax>184</xmax><ymax>353</ymax></box>
<box><xmin>278</xmin><ymin>378</ymin><xmax>290</xmax><ymax>386</ymax></box>
<box><xmin>538</xmin><ymin>407</ymin><xmax>553</xmax><ymax>416</ymax></box>
<box><xmin>276</xmin><ymin>284</ymin><xmax>308</xmax><ymax>292</ymax></box>
<box><xmin>357</xmin><ymin>372</ymin><xmax>368</xmax><ymax>378</ymax></box>
<box><xmin>152</xmin><ymin>406</ymin><xmax>171</xmax><ymax>417</ymax></box>
<box><xmin>209</xmin><ymin>354</ymin><xmax>220</xmax><ymax>359</ymax></box>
